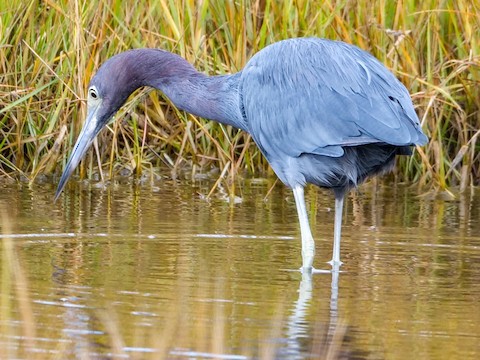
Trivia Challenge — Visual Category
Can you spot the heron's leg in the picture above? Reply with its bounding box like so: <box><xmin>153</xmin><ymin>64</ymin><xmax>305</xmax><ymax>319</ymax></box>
<box><xmin>292</xmin><ymin>185</ymin><xmax>315</xmax><ymax>272</ymax></box>
<box><xmin>328</xmin><ymin>194</ymin><xmax>344</xmax><ymax>268</ymax></box>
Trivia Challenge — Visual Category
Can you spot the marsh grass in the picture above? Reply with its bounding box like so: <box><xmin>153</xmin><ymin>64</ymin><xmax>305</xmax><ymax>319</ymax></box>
<box><xmin>0</xmin><ymin>0</ymin><xmax>479</xmax><ymax>191</ymax></box>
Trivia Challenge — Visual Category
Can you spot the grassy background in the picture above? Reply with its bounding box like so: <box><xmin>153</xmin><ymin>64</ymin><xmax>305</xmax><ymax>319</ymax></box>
<box><xmin>0</xmin><ymin>0</ymin><xmax>479</xmax><ymax>192</ymax></box>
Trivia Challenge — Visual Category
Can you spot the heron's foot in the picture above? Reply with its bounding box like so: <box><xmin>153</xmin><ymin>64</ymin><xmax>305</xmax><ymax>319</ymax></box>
<box><xmin>299</xmin><ymin>266</ymin><xmax>334</xmax><ymax>274</ymax></box>
<box><xmin>327</xmin><ymin>259</ymin><xmax>344</xmax><ymax>266</ymax></box>
<box><xmin>327</xmin><ymin>259</ymin><xmax>343</xmax><ymax>272</ymax></box>
<box><xmin>300</xmin><ymin>265</ymin><xmax>314</xmax><ymax>274</ymax></box>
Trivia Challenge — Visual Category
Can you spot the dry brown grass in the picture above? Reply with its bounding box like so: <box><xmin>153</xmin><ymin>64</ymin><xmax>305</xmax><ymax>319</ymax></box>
<box><xmin>0</xmin><ymin>0</ymin><xmax>479</xmax><ymax>191</ymax></box>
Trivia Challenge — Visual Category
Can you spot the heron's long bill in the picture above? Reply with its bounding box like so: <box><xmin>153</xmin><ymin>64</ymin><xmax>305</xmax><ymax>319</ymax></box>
<box><xmin>55</xmin><ymin>102</ymin><xmax>103</xmax><ymax>201</ymax></box>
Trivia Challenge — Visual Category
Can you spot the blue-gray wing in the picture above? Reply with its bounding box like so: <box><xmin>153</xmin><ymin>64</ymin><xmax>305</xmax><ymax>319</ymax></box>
<box><xmin>240</xmin><ymin>38</ymin><xmax>427</xmax><ymax>159</ymax></box>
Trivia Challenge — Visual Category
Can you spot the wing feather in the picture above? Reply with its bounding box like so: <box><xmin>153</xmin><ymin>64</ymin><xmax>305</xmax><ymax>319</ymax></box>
<box><xmin>240</xmin><ymin>38</ymin><xmax>427</xmax><ymax>160</ymax></box>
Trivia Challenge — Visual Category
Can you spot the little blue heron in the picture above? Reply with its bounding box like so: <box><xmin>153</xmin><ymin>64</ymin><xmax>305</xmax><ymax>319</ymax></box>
<box><xmin>55</xmin><ymin>38</ymin><xmax>427</xmax><ymax>272</ymax></box>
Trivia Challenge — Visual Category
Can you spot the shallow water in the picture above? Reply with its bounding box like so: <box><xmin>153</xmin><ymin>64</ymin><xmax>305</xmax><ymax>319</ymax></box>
<box><xmin>1</xmin><ymin>179</ymin><xmax>480</xmax><ymax>359</ymax></box>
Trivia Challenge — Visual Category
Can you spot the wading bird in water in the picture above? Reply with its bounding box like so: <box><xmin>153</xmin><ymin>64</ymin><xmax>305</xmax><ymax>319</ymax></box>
<box><xmin>55</xmin><ymin>38</ymin><xmax>427</xmax><ymax>272</ymax></box>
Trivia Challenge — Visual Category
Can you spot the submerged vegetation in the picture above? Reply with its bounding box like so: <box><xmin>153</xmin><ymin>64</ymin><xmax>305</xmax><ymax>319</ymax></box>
<box><xmin>0</xmin><ymin>0</ymin><xmax>479</xmax><ymax>191</ymax></box>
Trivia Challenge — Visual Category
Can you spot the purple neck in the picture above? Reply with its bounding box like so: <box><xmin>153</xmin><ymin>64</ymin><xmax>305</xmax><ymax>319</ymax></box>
<box><xmin>128</xmin><ymin>49</ymin><xmax>247</xmax><ymax>131</ymax></box>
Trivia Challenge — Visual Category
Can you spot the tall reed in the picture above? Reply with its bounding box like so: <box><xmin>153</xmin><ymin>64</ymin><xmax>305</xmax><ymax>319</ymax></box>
<box><xmin>0</xmin><ymin>0</ymin><xmax>479</xmax><ymax>191</ymax></box>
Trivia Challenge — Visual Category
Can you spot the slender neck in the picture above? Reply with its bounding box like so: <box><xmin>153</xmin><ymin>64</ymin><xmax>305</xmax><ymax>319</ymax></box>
<box><xmin>129</xmin><ymin>49</ymin><xmax>247</xmax><ymax>131</ymax></box>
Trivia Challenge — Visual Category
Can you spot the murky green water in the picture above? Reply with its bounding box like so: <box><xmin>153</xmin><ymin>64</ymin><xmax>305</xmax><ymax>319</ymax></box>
<box><xmin>1</xmin><ymin>179</ymin><xmax>480</xmax><ymax>359</ymax></box>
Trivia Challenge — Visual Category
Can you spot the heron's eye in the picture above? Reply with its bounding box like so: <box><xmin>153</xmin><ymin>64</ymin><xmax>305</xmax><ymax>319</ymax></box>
<box><xmin>89</xmin><ymin>87</ymin><xmax>98</xmax><ymax>100</ymax></box>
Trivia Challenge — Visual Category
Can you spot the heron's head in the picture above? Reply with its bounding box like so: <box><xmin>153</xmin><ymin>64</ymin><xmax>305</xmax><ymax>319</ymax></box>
<box><xmin>55</xmin><ymin>51</ymin><xmax>146</xmax><ymax>200</ymax></box>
